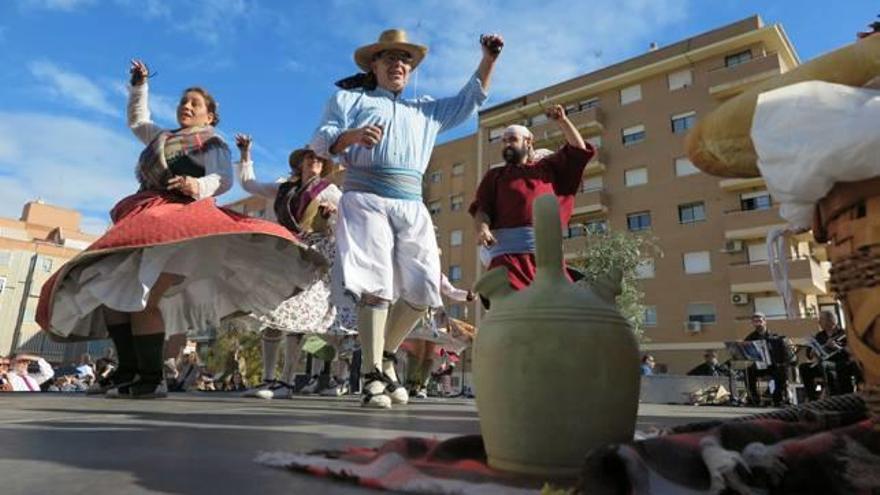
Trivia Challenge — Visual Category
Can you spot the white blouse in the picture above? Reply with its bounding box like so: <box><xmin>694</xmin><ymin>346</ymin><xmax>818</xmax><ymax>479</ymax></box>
<box><xmin>127</xmin><ymin>83</ymin><xmax>232</xmax><ymax>200</ymax></box>
<box><xmin>238</xmin><ymin>159</ymin><xmax>342</xmax><ymax>206</ymax></box>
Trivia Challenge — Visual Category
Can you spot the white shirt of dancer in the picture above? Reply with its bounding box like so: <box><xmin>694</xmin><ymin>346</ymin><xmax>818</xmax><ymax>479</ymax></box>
<box><xmin>237</xmin><ymin>160</ymin><xmax>342</xmax><ymax>218</ymax></box>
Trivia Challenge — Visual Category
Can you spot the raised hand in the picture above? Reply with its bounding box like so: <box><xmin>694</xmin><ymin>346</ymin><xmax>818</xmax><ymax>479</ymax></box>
<box><xmin>480</xmin><ymin>33</ymin><xmax>504</xmax><ymax>58</ymax></box>
<box><xmin>545</xmin><ymin>104</ymin><xmax>566</xmax><ymax>121</ymax></box>
<box><xmin>234</xmin><ymin>133</ymin><xmax>252</xmax><ymax>162</ymax></box>
<box><xmin>129</xmin><ymin>59</ymin><xmax>149</xmax><ymax>86</ymax></box>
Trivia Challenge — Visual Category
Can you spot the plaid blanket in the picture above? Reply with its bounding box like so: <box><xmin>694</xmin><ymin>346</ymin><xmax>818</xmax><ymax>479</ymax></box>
<box><xmin>258</xmin><ymin>395</ymin><xmax>879</xmax><ymax>495</ymax></box>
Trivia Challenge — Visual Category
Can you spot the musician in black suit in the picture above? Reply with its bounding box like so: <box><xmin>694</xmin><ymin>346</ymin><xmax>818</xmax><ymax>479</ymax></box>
<box><xmin>744</xmin><ymin>312</ymin><xmax>792</xmax><ymax>406</ymax></box>
<box><xmin>798</xmin><ymin>310</ymin><xmax>861</xmax><ymax>401</ymax></box>
<box><xmin>688</xmin><ymin>350</ymin><xmax>730</xmax><ymax>377</ymax></box>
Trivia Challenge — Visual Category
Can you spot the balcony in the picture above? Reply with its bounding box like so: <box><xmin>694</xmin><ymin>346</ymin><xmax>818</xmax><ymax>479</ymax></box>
<box><xmin>573</xmin><ymin>188</ymin><xmax>609</xmax><ymax>215</ymax></box>
<box><xmin>708</xmin><ymin>52</ymin><xmax>783</xmax><ymax>99</ymax></box>
<box><xmin>729</xmin><ymin>256</ymin><xmax>827</xmax><ymax>295</ymax></box>
<box><xmin>723</xmin><ymin>205</ymin><xmax>786</xmax><ymax>240</ymax></box>
<box><xmin>719</xmin><ymin>177</ymin><xmax>765</xmax><ymax>192</ymax></box>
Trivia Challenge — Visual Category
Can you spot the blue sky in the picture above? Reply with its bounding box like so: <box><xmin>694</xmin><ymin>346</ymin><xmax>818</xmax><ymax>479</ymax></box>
<box><xmin>0</xmin><ymin>0</ymin><xmax>876</xmax><ymax>233</ymax></box>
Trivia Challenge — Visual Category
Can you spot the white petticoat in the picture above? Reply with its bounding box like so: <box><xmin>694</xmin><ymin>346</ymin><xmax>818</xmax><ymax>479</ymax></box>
<box><xmin>50</xmin><ymin>234</ymin><xmax>322</xmax><ymax>339</ymax></box>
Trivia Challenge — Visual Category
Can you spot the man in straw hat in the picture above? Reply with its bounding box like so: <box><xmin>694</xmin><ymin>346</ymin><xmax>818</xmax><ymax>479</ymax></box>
<box><xmin>311</xmin><ymin>29</ymin><xmax>503</xmax><ymax>408</ymax></box>
<box><xmin>469</xmin><ymin>104</ymin><xmax>594</xmax><ymax>296</ymax></box>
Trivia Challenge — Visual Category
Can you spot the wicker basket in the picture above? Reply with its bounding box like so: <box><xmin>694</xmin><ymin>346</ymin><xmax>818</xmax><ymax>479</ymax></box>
<box><xmin>816</xmin><ymin>179</ymin><xmax>880</xmax><ymax>425</ymax></box>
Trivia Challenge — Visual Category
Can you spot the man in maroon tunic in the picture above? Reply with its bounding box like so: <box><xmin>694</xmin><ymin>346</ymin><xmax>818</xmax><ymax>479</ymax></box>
<box><xmin>469</xmin><ymin>104</ymin><xmax>595</xmax><ymax>292</ymax></box>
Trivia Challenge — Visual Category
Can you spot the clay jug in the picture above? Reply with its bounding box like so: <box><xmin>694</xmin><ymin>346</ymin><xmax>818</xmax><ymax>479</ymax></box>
<box><xmin>472</xmin><ymin>194</ymin><xmax>640</xmax><ymax>476</ymax></box>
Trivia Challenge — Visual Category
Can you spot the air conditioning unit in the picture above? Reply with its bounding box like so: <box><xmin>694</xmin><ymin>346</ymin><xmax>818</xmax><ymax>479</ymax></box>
<box><xmin>685</xmin><ymin>321</ymin><xmax>703</xmax><ymax>333</ymax></box>
<box><xmin>730</xmin><ymin>293</ymin><xmax>750</xmax><ymax>305</ymax></box>
<box><xmin>724</xmin><ymin>240</ymin><xmax>743</xmax><ymax>253</ymax></box>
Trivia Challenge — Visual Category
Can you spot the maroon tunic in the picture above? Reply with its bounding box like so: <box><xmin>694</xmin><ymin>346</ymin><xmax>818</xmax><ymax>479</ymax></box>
<box><xmin>468</xmin><ymin>144</ymin><xmax>595</xmax><ymax>290</ymax></box>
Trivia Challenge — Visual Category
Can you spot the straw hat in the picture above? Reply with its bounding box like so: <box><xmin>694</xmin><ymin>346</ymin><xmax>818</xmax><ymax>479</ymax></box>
<box><xmin>288</xmin><ymin>147</ymin><xmax>335</xmax><ymax>179</ymax></box>
<box><xmin>354</xmin><ymin>29</ymin><xmax>428</xmax><ymax>72</ymax></box>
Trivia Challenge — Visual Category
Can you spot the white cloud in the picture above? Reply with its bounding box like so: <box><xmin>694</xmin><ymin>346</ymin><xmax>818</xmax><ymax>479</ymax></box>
<box><xmin>17</xmin><ymin>0</ymin><xmax>96</xmax><ymax>11</ymax></box>
<box><xmin>29</xmin><ymin>60</ymin><xmax>119</xmax><ymax>118</ymax></box>
<box><xmin>115</xmin><ymin>0</ymin><xmax>251</xmax><ymax>46</ymax></box>
<box><xmin>325</xmin><ymin>0</ymin><xmax>689</xmax><ymax>100</ymax></box>
<box><xmin>0</xmin><ymin>112</ymin><xmax>140</xmax><ymax>223</ymax></box>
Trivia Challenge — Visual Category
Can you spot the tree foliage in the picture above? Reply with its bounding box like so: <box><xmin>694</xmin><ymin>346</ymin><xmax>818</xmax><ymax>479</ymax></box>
<box><xmin>568</xmin><ymin>230</ymin><xmax>662</xmax><ymax>342</ymax></box>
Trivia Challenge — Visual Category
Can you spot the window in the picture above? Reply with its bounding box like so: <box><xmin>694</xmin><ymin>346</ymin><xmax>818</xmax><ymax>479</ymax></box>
<box><xmin>620</xmin><ymin>84</ymin><xmax>642</xmax><ymax>105</ymax></box>
<box><xmin>678</xmin><ymin>202</ymin><xmax>706</xmax><ymax>224</ymax></box>
<box><xmin>564</xmin><ymin>102</ymin><xmax>578</xmax><ymax>115</ymax></box>
<box><xmin>667</xmin><ymin>69</ymin><xmax>693</xmax><ymax>90</ymax></box>
<box><xmin>747</xmin><ymin>242</ymin><xmax>769</xmax><ymax>264</ymax></box>
<box><xmin>675</xmin><ymin>157</ymin><xmax>700</xmax><ymax>177</ymax></box>
<box><xmin>671</xmin><ymin>111</ymin><xmax>696</xmax><ymax>134</ymax></box>
<box><xmin>580</xmin><ymin>97</ymin><xmax>600</xmax><ymax>110</ymax></box>
<box><xmin>530</xmin><ymin>113</ymin><xmax>548</xmax><ymax>126</ymax></box>
<box><xmin>683</xmin><ymin>251</ymin><xmax>711</xmax><ymax>274</ymax></box>
<box><xmin>687</xmin><ymin>303</ymin><xmax>716</xmax><ymax>323</ymax></box>
<box><xmin>586</xmin><ymin>220</ymin><xmax>608</xmax><ymax>234</ymax></box>
<box><xmin>488</xmin><ymin>127</ymin><xmax>504</xmax><ymax>142</ymax></box>
<box><xmin>0</xmin><ymin>276</ymin><xmax>6</xmax><ymax>295</ymax></box>
<box><xmin>644</xmin><ymin>306</ymin><xmax>658</xmax><ymax>326</ymax></box>
<box><xmin>740</xmin><ymin>191</ymin><xmax>772</xmax><ymax>211</ymax></box>
<box><xmin>451</xmin><ymin>163</ymin><xmax>465</xmax><ymax>176</ymax></box>
<box><xmin>634</xmin><ymin>259</ymin><xmax>655</xmax><ymax>279</ymax></box>
<box><xmin>565</xmin><ymin>224</ymin><xmax>587</xmax><ymax>239</ymax></box>
<box><xmin>429</xmin><ymin>171</ymin><xmax>442</xmax><ymax>183</ymax></box>
<box><xmin>447</xmin><ymin>304</ymin><xmax>465</xmax><ymax>319</ymax></box>
<box><xmin>450</xmin><ymin>230</ymin><xmax>463</xmax><ymax>247</ymax></box>
<box><xmin>41</xmin><ymin>257</ymin><xmax>53</xmax><ymax>273</ymax></box>
<box><xmin>429</xmin><ymin>200</ymin><xmax>441</xmax><ymax>215</ymax></box>
<box><xmin>0</xmin><ymin>250</ymin><xmax>11</xmax><ymax>266</ymax></box>
<box><xmin>24</xmin><ymin>306</ymin><xmax>36</xmax><ymax>323</ymax></box>
<box><xmin>622</xmin><ymin>124</ymin><xmax>646</xmax><ymax>146</ymax></box>
<box><xmin>450</xmin><ymin>194</ymin><xmax>464</xmax><ymax>212</ymax></box>
<box><xmin>586</xmin><ymin>135</ymin><xmax>602</xmax><ymax>149</ymax></box>
<box><xmin>582</xmin><ymin>176</ymin><xmax>604</xmax><ymax>193</ymax></box>
<box><xmin>449</xmin><ymin>265</ymin><xmax>462</xmax><ymax>282</ymax></box>
<box><xmin>252</xmin><ymin>209</ymin><xmax>265</xmax><ymax>218</ymax></box>
<box><xmin>754</xmin><ymin>296</ymin><xmax>786</xmax><ymax>319</ymax></box>
<box><xmin>624</xmin><ymin>167</ymin><xmax>648</xmax><ymax>187</ymax></box>
<box><xmin>725</xmin><ymin>49</ymin><xmax>752</xmax><ymax>68</ymax></box>
<box><xmin>627</xmin><ymin>211</ymin><xmax>651</xmax><ymax>232</ymax></box>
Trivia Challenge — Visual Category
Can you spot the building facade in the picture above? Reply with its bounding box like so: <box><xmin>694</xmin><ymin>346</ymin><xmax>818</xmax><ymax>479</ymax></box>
<box><xmin>0</xmin><ymin>201</ymin><xmax>99</xmax><ymax>362</ymax></box>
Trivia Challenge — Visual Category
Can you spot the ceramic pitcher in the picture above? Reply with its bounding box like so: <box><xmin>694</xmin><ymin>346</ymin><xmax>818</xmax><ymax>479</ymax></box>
<box><xmin>473</xmin><ymin>194</ymin><xmax>640</xmax><ymax>476</ymax></box>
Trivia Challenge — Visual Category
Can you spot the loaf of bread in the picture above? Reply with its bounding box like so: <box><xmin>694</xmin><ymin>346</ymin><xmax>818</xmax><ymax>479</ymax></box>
<box><xmin>686</xmin><ymin>35</ymin><xmax>880</xmax><ymax>178</ymax></box>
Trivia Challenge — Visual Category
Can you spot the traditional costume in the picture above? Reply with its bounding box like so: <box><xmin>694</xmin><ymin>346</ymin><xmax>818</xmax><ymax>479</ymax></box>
<box><xmin>311</xmin><ymin>29</ymin><xmax>489</xmax><ymax>408</ymax></box>
<box><xmin>36</xmin><ymin>82</ymin><xmax>323</xmax><ymax>398</ymax></box>
<box><xmin>238</xmin><ymin>148</ymin><xmax>356</xmax><ymax>398</ymax></box>
<box><xmin>401</xmin><ymin>274</ymin><xmax>475</xmax><ymax>398</ymax></box>
<box><xmin>469</xmin><ymin>129</ymin><xmax>595</xmax><ymax>291</ymax></box>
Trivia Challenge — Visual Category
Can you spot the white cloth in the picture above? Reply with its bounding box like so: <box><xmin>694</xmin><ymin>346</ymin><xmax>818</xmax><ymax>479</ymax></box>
<box><xmin>50</xmin><ymin>235</ymin><xmax>320</xmax><ymax>338</ymax></box>
<box><xmin>9</xmin><ymin>358</ymin><xmax>54</xmax><ymax>391</ymax></box>
<box><xmin>752</xmin><ymin>81</ymin><xmax>880</xmax><ymax>229</ymax></box>
<box><xmin>333</xmin><ymin>191</ymin><xmax>442</xmax><ymax>307</ymax></box>
<box><xmin>128</xmin><ymin>83</ymin><xmax>232</xmax><ymax>199</ymax></box>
